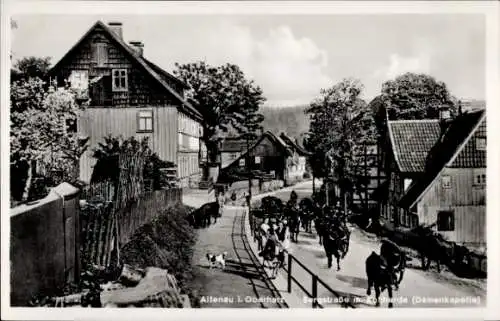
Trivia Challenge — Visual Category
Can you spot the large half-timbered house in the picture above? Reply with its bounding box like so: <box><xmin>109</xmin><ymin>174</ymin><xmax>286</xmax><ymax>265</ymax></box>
<box><xmin>49</xmin><ymin>21</ymin><xmax>205</xmax><ymax>186</ymax></box>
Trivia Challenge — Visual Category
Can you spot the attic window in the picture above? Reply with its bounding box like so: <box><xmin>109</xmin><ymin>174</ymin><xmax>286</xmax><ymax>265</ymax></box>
<box><xmin>476</xmin><ymin>137</ymin><xmax>486</xmax><ymax>151</ymax></box>
<box><xmin>112</xmin><ymin>69</ymin><xmax>128</xmax><ymax>92</ymax></box>
<box><xmin>92</xmin><ymin>42</ymin><xmax>108</xmax><ymax>67</ymax></box>
<box><xmin>441</xmin><ymin>175</ymin><xmax>451</xmax><ymax>189</ymax></box>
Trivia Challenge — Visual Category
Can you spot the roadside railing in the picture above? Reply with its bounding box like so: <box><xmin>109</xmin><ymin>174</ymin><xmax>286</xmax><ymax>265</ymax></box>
<box><xmin>248</xmin><ymin>210</ymin><xmax>355</xmax><ymax>309</ymax></box>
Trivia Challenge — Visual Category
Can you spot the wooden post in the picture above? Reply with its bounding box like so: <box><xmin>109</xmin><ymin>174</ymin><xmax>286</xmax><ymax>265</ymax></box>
<box><xmin>287</xmin><ymin>254</ymin><xmax>292</xmax><ymax>293</ymax></box>
<box><xmin>312</xmin><ymin>274</ymin><xmax>318</xmax><ymax>308</ymax></box>
<box><xmin>247</xmin><ymin>136</ymin><xmax>252</xmax><ymax>210</ymax></box>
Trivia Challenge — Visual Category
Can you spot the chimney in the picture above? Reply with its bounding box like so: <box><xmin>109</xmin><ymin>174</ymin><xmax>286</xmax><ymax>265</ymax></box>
<box><xmin>439</xmin><ymin>106</ymin><xmax>453</xmax><ymax>135</ymax></box>
<box><xmin>129</xmin><ymin>41</ymin><xmax>144</xmax><ymax>56</ymax></box>
<box><xmin>108</xmin><ymin>22</ymin><xmax>123</xmax><ymax>39</ymax></box>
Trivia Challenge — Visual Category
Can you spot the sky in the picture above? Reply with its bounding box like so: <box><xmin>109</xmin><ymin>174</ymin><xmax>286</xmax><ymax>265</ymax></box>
<box><xmin>10</xmin><ymin>14</ymin><xmax>485</xmax><ymax>107</ymax></box>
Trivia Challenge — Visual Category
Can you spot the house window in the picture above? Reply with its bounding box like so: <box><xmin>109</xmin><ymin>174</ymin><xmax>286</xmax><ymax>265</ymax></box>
<box><xmin>69</xmin><ymin>70</ymin><xmax>88</xmax><ymax>90</ymax></box>
<box><xmin>93</xmin><ymin>42</ymin><xmax>108</xmax><ymax>67</ymax></box>
<box><xmin>476</xmin><ymin>137</ymin><xmax>486</xmax><ymax>151</ymax></box>
<box><xmin>239</xmin><ymin>158</ymin><xmax>245</xmax><ymax>167</ymax></box>
<box><xmin>112</xmin><ymin>69</ymin><xmax>128</xmax><ymax>92</ymax></box>
<box><xmin>255</xmin><ymin>156</ymin><xmax>261</xmax><ymax>164</ymax></box>
<box><xmin>474</xmin><ymin>171</ymin><xmax>486</xmax><ymax>186</ymax></box>
<box><xmin>137</xmin><ymin>110</ymin><xmax>153</xmax><ymax>132</ymax></box>
<box><xmin>437</xmin><ymin>211</ymin><xmax>454</xmax><ymax>231</ymax></box>
<box><xmin>441</xmin><ymin>175</ymin><xmax>451</xmax><ymax>189</ymax></box>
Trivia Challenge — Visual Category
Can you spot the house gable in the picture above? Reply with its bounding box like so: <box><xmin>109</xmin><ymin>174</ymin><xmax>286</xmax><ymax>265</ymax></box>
<box><xmin>49</xmin><ymin>21</ymin><xmax>201</xmax><ymax>120</ymax></box>
<box><xmin>449</xmin><ymin>117</ymin><xmax>486</xmax><ymax>168</ymax></box>
<box><xmin>399</xmin><ymin>111</ymin><xmax>486</xmax><ymax>210</ymax></box>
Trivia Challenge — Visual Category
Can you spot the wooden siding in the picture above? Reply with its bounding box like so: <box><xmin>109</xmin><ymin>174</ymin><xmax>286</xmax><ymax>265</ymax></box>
<box><xmin>419</xmin><ymin>168</ymin><xmax>486</xmax><ymax>207</ymax></box>
<box><xmin>78</xmin><ymin>106</ymin><xmax>178</xmax><ymax>182</ymax></box>
<box><xmin>177</xmin><ymin>112</ymin><xmax>202</xmax><ymax>182</ymax></box>
<box><xmin>55</xmin><ymin>27</ymin><xmax>182</xmax><ymax>107</ymax></box>
<box><xmin>415</xmin><ymin>167</ymin><xmax>486</xmax><ymax>247</ymax></box>
<box><xmin>417</xmin><ymin>204</ymin><xmax>485</xmax><ymax>247</ymax></box>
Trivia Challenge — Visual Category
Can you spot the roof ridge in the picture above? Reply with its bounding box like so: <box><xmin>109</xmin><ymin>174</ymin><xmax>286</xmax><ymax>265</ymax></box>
<box><xmin>388</xmin><ymin>119</ymin><xmax>439</xmax><ymax>124</ymax></box>
<box><xmin>387</xmin><ymin>120</ymin><xmax>403</xmax><ymax>172</ymax></box>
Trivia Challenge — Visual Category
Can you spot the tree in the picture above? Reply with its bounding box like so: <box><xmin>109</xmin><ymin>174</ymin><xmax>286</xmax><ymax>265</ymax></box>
<box><xmin>305</xmin><ymin>78</ymin><xmax>376</xmax><ymax>211</ymax></box>
<box><xmin>15</xmin><ymin>56</ymin><xmax>52</xmax><ymax>79</ymax></box>
<box><xmin>10</xmin><ymin>78</ymin><xmax>89</xmax><ymax>203</ymax></box>
<box><xmin>372</xmin><ymin>72</ymin><xmax>457</xmax><ymax>138</ymax></box>
<box><xmin>173</xmin><ymin>61</ymin><xmax>266</xmax><ymax>180</ymax></box>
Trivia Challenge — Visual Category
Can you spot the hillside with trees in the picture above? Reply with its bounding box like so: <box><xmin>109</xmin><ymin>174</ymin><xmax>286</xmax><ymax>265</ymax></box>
<box><xmin>260</xmin><ymin>105</ymin><xmax>310</xmax><ymax>141</ymax></box>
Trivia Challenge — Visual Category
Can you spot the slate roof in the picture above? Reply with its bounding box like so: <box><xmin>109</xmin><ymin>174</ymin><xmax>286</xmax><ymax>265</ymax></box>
<box><xmin>450</xmin><ymin>117</ymin><xmax>486</xmax><ymax>168</ymax></box>
<box><xmin>49</xmin><ymin>21</ymin><xmax>202</xmax><ymax>121</ymax></box>
<box><xmin>399</xmin><ymin>110</ymin><xmax>486</xmax><ymax>209</ymax></box>
<box><xmin>387</xmin><ymin>119</ymin><xmax>441</xmax><ymax>174</ymax></box>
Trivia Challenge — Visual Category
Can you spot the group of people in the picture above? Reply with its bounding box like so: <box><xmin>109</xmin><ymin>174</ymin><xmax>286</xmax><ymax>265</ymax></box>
<box><xmin>258</xmin><ymin>217</ymin><xmax>291</xmax><ymax>268</ymax></box>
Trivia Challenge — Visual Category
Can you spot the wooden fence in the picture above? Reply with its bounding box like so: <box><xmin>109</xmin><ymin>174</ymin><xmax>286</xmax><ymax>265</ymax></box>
<box><xmin>10</xmin><ymin>184</ymin><xmax>80</xmax><ymax>306</ymax></box>
<box><xmin>10</xmin><ymin>182</ymin><xmax>182</xmax><ymax>306</ymax></box>
<box><xmin>80</xmin><ymin>188</ymin><xmax>182</xmax><ymax>268</ymax></box>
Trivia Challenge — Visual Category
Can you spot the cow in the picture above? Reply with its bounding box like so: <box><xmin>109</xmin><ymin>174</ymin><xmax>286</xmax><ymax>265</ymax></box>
<box><xmin>188</xmin><ymin>202</ymin><xmax>220</xmax><ymax>228</ymax></box>
<box><xmin>412</xmin><ymin>225</ymin><xmax>453</xmax><ymax>273</ymax></box>
<box><xmin>365</xmin><ymin>251</ymin><xmax>395</xmax><ymax>308</ymax></box>
<box><xmin>380</xmin><ymin>239</ymin><xmax>406</xmax><ymax>290</ymax></box>
<box><xmin>299</xmin><ymin>198</ymin><xmax>315</xmax><ymax>233</ymax></box>
<box><xmin>322</xmin><ymin>224</ymin><xmax>349</xmax><ymax>271</ymax></box>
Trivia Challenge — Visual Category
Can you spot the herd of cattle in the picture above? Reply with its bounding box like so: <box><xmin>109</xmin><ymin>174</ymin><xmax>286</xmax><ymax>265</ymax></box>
<box><xmin>186</xmin><ymin>189</ymin><xmax>480</xmax><ymax>308</ymax></box>
<box><xmin>250</xmin><ymin>191</ymin><xmax>408</xmax><ymax>307</ymax></box>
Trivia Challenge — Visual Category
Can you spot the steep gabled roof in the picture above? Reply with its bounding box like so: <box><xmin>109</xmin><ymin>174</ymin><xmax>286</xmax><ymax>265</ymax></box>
<box><xmin>49</xmin><ymin>20</ymin><xmax>202</xmax><ymax>121</ymax></box>
<box><xmin>387</xmin><ymin>119</ymin><xmax>441</xmax><ymax>174</ymax></box>
<box><xmin>279</xmin><ymin>132</ymin><xmax>312</xmax><ymax>156</ymax></box>
<box><xmin>220</xmin><ymin>131</ymin><xmax>293</xmax><ymax>170</ymax></box>
<box><xmin>399</xmin><ymin>110</ymin><xmax>486</xmax><ymax>209</ymax></box>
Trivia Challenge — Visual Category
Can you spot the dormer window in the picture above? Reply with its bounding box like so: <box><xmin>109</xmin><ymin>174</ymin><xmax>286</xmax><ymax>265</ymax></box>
<box><xmin>112</xmin><ymin>69</ymin><xmax>128</xmax><ymax>92</ymax></box>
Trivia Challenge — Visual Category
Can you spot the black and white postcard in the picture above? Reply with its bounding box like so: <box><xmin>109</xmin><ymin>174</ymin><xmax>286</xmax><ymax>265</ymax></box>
<box><xmin>1</xmin><ymin>1</ymin><xmax>499</xmax><ymax>320</ymax></box>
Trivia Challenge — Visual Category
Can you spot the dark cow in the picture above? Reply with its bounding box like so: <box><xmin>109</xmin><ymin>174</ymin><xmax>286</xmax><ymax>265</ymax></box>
<box><xmin>188</xmin><ymin>202</ymin><xmax>220</xmax><ymax>228</ymax></box>
<box><xmin>365</xmin><ymin>251</ymin><xmax>395</xmax><ymax>308</ymax></box>
<box><xmin>380</xmin><ymin>239</ymin><xmax>406</xmax><ymax>290</ymax></box>
<box><xmin>299</xmin><ymin>198</ymin><xmax>315</xmax><ymax>233</ymax></box>
<box><xmin>322</xmin><ymin>224</ymin><xmax>348</xmax><ymax>271</ymax></box>
<box><xmin>412</xmin><ymin>226</ymin><xmax>453</xmax><ymax>273</ymax></box>
<box><xmin>285</xmin><ymin>206</ymin><xmax>301</xmax><ymax>242</ymax></box>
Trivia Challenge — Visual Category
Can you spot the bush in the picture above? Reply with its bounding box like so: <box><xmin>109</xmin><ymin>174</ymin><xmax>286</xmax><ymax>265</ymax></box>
<box><xmin>120</xmin><ymin>204</ymin><xmax>197</xmax><ymax>295</ymax></box>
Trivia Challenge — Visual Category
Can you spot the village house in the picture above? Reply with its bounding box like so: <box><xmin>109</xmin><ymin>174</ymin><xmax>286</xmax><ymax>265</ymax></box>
<box><xmin>399</xmin><ymin>109</ymin><xmax>486</xmax><ymax>251</ymax></box>
<box><xmin>220</xmin><ymin>137</ymin><xmax>257</xmax><ymax>169</ymax></box>
<box><xmin>379</xmin><ymin>118</ymin><xmax>442</xmax><ymax>227</ymax></box>
<box><xmin>351</xmin><ymin>144</ymin><xmax>386</xmax><ymax>214</ymax></box>
<box><xmin>218</xmin><ymin>131</ymin><xmax>310</xmax><ymax>186</ymax></box>
<box><xmin>48</xmin><ymin>21</ymin><xmax>205</xmax><ymax>187</ymax></box>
